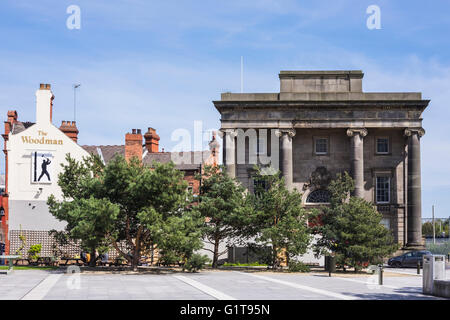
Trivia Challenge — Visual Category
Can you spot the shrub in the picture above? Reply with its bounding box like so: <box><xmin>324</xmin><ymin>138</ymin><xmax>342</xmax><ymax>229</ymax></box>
<box><xmin>184</xmin><ymin>254</ymin><xmax>210</xmax><ymax>272</ymax></box>
<box><xmin>288</xmin><ymin>260</ymin><xmax>310</xmax><ymax>273</ymax></box>
<box><xmin>158</xmin><ymin>251</ymin><xmax>180</xmax><ymax>266</ymax></box>
<box><xmin>28</xmin><ymin>244</ymin><xmax>42</xmax><ymax>260</ymax></box>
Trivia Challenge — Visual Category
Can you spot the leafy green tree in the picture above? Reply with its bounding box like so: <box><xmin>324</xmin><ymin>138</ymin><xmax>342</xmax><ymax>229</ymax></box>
<box><xmin>48</xmin><ymin>196</ymin><xmax>119</xmax><ymax>266</ymax></box>
<box><xmin>314</xmin><ymin>172</ymin><xmax>398</xmax><ymax>271</ymax></box>
<box><xmin>142</xmin><ymin>208</ymin><xmax>204</xmax><ymax>268</ymax></box>
<box><xmin>249</xmin><ymin>168</ymin><xmax>311</xmax><ymax>269</ymax></box>
<box><xmin>49</xmin><ymin>154</ymin><xmax>201</xmax><ymax>270</ymax></box>
<box><xmin>193</xmin><ymin>165</ymin><xmax>253</xmax><ymax>268</ymax></box>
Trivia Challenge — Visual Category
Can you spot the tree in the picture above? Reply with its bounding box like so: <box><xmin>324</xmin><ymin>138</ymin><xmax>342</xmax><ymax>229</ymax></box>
<box><xmin>49</xmin><ymin>154</ymin><xmax>202</xmax><ymax>270</ymax></box>
<box><xmin>314</xmin><ymin>172</ymin><xmax>398</xmax><ymax>271</ymax></box>
<box><xmin>48</xmin><ymin>196</ymin><xmax>119</xmax><ymax>266</ymax></box>
<box><xmin>193</xmin><ymin>165</ymin><xmax>252</xmax><ymax>268</ymax></box>
<box><xmin>249</xmin><ymin>168</ymin><xmax>311</xmax><ymax>269</ymax></box>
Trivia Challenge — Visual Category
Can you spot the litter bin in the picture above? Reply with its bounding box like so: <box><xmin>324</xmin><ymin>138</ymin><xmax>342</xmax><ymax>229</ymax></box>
<box><xmin>423</xmin><ymin>255</ymin><xmax>446</xmax><ymax>295</ymax></box>
<box><xmin>324</xmin><ymin>255</ymin><xmax>336</xmax><ymax>273</ymax></box>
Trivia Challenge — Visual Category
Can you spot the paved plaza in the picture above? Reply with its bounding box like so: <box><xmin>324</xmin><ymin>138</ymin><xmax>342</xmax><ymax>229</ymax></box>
<box><xmin>0</xmin><ymin>268</ymin><xmax>448</xmax><ymax>300</ymax></box>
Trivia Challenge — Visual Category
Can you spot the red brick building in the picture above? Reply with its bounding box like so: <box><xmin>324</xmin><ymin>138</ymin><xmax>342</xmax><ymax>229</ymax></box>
<box><xmin>81</xmin><ymin>128</ymin><xmax>220</xmax><ymax>195</ymax></box>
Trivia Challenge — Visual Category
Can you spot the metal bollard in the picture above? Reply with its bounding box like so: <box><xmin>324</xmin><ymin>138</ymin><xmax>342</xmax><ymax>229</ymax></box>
<box><xmin>417</xmin><ymin>261</ymin><xmax>421</xmax><ymax>274</ymax></box>
<box><xmin>378</xmin><ymin>264</ymin><xmax>383</xmax><ymax>285</ymax></box>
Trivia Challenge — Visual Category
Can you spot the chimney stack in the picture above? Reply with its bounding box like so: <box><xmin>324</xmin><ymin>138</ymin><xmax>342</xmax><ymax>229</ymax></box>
<box><xmin>36</xmin><ymin>83</ymin><xmax>54</xmax><ymax>124</ymax></box>
<box><xmin>144</xmin><ymin>127</ymin><xmax>160</xmax><ymax>153</ymax></box>
<box><xmin>60</xmin><ymin>121</ymin><xmax>79</xmax><ymax>143</ymax></box>
<box><xmin>4</xmin><ymin>110</ymin><xmax>18</xmax><ymax>137</ymax></box>
<box><xmin>125</xmin><ymin>128</ymin><xmax>143</xmax><ymax>162</ymax></box>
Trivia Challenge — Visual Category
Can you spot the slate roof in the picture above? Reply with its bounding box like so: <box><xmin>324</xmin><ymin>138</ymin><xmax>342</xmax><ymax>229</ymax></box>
<box><xmin>81</xmin><ymin>145</ymin><xmax>210</xmax><ymax>171</ymax></box>
<box><xmin>11</xmin><ymin>121</ymin><xmax>35</xmax><ymax>134</ymax></box>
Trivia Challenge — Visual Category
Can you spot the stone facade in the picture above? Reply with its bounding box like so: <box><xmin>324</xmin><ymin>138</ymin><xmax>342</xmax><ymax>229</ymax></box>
<box><xmin>213</xmin><ymin>70</ymin><xmax>430</xmax><ymax>248</ymax></box>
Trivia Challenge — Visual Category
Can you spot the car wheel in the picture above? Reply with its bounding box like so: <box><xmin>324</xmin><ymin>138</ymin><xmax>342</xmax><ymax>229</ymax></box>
<box><xmin>392</xmin><ymin>261</ymin><xmax>401</xmax><ymax>268</ymax></box>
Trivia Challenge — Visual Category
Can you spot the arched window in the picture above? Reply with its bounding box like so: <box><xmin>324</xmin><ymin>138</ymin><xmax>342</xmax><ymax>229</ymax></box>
<box><xmin>306</xmin><ymin>189</ymin><xmax>331</xmax><ymax>204</ymax></box>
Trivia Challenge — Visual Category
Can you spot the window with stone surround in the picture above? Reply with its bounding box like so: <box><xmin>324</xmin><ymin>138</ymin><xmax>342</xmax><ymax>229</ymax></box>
<box><xmin>376</xmin><ymin>137</ymin><xmax>389</xmax><ymax>154</ymax></box>
<box><xmin>253</xmin><ymin>176</ymin><xmax>269</xmax><ymax>197</ymax></box>
<box><xmin>376</xmin><ymin>176</ymin><xmax>390</xmax><ymax>203</ymax></box>
<box><xmin>306</xmin><ymin>189</ymin><xmax>331</xmax><ymax>204</ymax></box>
<box><xmin>314</xmin><ymin>137</ymin><xmax>328</xmax><ymax>155</ymax></box>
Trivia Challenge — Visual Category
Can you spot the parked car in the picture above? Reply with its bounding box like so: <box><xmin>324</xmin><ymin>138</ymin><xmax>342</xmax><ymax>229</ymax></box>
<box><xmin>387</xmin><ymin>250</ymin><xmax>432</xmax><ymax>268</ymax></box>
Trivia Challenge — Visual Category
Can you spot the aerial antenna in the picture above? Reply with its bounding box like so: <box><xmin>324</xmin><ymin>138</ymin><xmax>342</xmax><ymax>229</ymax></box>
<box><xmin>73</xmin><ymin>84</ymin><xmax>81</xmax><ymax>122</ymax></box>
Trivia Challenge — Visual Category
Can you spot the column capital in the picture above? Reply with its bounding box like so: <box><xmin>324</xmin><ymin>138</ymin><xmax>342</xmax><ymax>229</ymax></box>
<box><xmin>274</xmin><ymin>128</ymin><xmax>296</xmax><ymax>138</ymax></box>
<box><xmin>346</xmin><ymin>128</ymin><xmax>368</xmax><ymax>138</ymax></box>
<box><xmin>404</xmin><ymin>127</ymin><xmax>425</xmax><ymax>138</ymax></box>
<box><xmin>219</xmin><ymin>128</ymin><xmax>238</xmax><ymax>138</ymax></box>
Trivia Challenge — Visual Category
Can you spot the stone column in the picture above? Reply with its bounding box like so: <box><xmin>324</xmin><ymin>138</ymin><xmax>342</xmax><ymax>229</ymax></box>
<box><xmin>275</xmin><ymin>129</ymin><xmax>296</xmax><ymax>189</ymax></box>
<box><xmin>221</xmin><ymin>129</ymin><xmax>238</xmax><ymax>178</ymax></box>
<box><xmin>404</xmin><ymin>128</ymin><xmax>425</xmax><ymax>248</ymax></box>
<box><xmin>346</xmin><ymin>128</ymin><xmax>368</xmax><ymax>198</ymax></box>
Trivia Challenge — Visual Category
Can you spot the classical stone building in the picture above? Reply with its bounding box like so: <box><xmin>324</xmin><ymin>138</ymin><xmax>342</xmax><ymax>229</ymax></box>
<box><xmin>214</xmin><ymin>70</ymin><xmax>430</xmax><ymax>248</ymax></box>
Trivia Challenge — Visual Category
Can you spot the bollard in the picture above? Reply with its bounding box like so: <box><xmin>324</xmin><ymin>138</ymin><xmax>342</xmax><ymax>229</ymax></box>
<box><xmin>378</xmin><ymin>264</ymin><xmax>383</xmax><ymax>285</ymax></box>
<box><xmin>417</xmin><ymin>261</ymin><xmax>421</xmax><ymax>275</ymax></box>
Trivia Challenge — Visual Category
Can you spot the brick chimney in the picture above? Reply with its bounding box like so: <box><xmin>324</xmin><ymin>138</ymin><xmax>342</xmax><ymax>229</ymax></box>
<box><xmin>36</xmin><ymin>84</ymin><xmax>54</xmax><ymax>124</ymax></box>
<box><xmin>144</xmin><ymin>127</ymin><xmax>160</xmax><ymax>153</ymax></box>
<box><xmin>5</xmin><ymin>110</ymin><xmax>18</xmax><ymax>136</ymax></box>
<box><xmin>125</xmin><ymin>129</ymin><xmax>143</xmax><ymax>162</ymax></box>
<box><xmin>59</xmin><ymin>121</ymin><xmax>79</xmax><ymax>143</ymax></box>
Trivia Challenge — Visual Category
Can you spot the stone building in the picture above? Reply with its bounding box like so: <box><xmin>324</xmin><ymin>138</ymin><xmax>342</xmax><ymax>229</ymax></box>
<box><xmin>213</xmin><ymin>70</ymin><xmax>430</xmax><ymax>248</ymax></box>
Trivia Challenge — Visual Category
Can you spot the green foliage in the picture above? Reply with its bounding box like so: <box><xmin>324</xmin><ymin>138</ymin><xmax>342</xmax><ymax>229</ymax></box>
<box><xmin>48</xmin><ymin>230</ymin><xmax>70</xmax><ymax>258</ymax></box>
<box><xmin>422</xmin><ymin>220</ymin><xmax>449</xmax><ymax>238</ymax></box>
<box><xmin>288</xmin><ymin>260</ymin><xmax>310</xmax><ymax>273</ymax></box>
<box><xmin>184</xmin><ymin>254</ymin><xmax>211</xmax><ymax>272</ymax></box>
<box><xmin>314</xmin><ymin>172</ymin><xmax>398</xmax><ymax>271</ymax></box>
<box><xmin>194</xmin><ymin>165</ymin><xmax>252</xmax><ymax>268</ymax></box>
<box><xmin>248</xmin><ymin>167</ymin><xmax>311</xmax><ymax>269</ymax></box>
<box><xmin>222</xmin><ymin>262</ymin><xmax>267</xmax><ymax>267</ymax></box>
<box><xmin>28</xmin><ymin>244</ymin><xmax>42</xmax><ymax>260</ymax></box>
<box><xmin>15</xmin><ymin>231</ymin><xmax>26</xmax><ymax>257</ymax></box>
<box><xmin>49</xmin><ymin>154</ymin><xmax>202</xmax><ymax>270</ymax></box>
<box><xmin>426</xmin><ymin>242</ymin><xmax>450</xmax><ymax>255</ymax></box>
<box><xmin>48</xmin><ymin>196</ymin><xmax>119</xmax><ymax>260</ymax></box>
<box><xmin>151</xmin><ymin>210</ymin><xmax>204</xmax><ymax>267</ymax></box>
<box><xmin>158</xmin><ymin>251</ymin><xmax>181</xmax><ymax>266</ymax></box>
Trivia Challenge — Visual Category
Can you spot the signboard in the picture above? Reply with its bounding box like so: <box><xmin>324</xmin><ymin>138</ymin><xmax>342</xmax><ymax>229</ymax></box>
<box><xmin>31</xmin><ymin>151</ymin><xmax>54</xmax><ymax>184</ymax></box>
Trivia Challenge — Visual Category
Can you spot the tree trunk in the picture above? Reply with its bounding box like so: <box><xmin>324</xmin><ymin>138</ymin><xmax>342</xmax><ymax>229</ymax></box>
<box><xmin>212</xmin><ymin>237</ymin><xmax>220</xmax><ymax>268</ymax></box>
<box><xmin>89</xmin><ymin>248</ymin><xmax>96</xmax><ymax>267</ymax></box>
<box><xmin>132</xmin><ymin>246</ymin><xmax>140</xmax><ymax>271</ymax></box>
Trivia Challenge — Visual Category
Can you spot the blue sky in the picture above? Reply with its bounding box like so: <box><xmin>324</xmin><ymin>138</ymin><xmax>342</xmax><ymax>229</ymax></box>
<box><xmin>1</xmin><ymin>0</ymin><xmax>450</xmax><ymax>218</ymax></box>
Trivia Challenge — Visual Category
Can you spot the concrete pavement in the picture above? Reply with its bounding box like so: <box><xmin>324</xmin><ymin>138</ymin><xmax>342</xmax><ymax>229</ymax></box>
<box><xmin>0</xmin><ymin>269</ymin><xmax>446</xmax><ymax>300</ymax></box>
